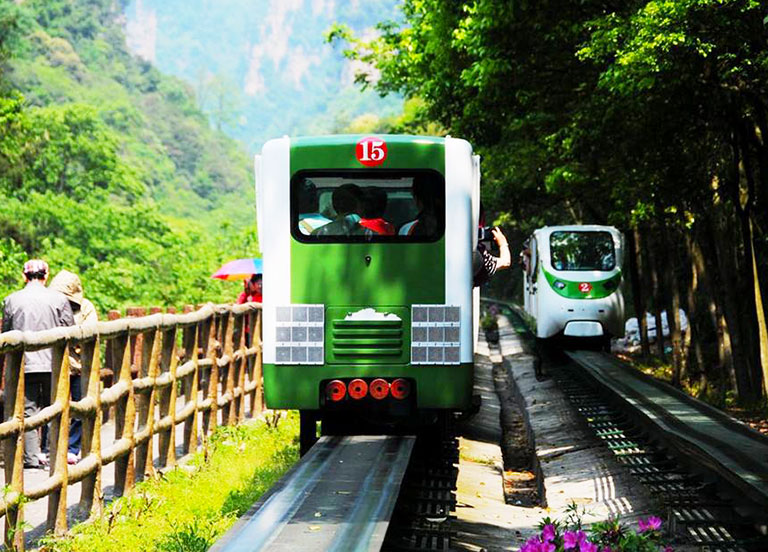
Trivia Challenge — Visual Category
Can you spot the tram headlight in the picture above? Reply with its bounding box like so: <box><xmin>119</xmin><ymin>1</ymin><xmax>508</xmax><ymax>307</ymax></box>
<box><xmin>603</xmin><ymin>278</ymin><xmax>617</xmax><ymax>291</ymax></box>
<box><xmin>275</xmin><ymin>304</ymin><xmax>324</xmax><ymax>364</ymax></box>
<box><xmin>411</xmin><ymin>305</ymin><xmax>461</xmax><ymax>365</ymax></box>
<box><xmin>553</xmin><ymin>280</ymin><xmax>566</xmax><ymax>290</ymax></box>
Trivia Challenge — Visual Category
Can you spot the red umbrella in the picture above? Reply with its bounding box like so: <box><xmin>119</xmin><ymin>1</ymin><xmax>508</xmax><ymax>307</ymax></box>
<box><xmin>211</xmin><ymin>258</ymin><xmax>263</xmax><ymax>281</ymax></box>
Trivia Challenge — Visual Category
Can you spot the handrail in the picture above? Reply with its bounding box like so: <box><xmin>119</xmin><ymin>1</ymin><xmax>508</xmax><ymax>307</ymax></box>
<box><xmin>0</xmin><ymin>302</ymin><xmax>264</xmax><ymax>550</ymax></box>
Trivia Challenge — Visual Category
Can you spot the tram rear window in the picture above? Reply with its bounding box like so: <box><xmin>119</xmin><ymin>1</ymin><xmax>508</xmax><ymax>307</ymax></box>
<box><xmin>550</xmin><ymin>231</ymin><xmax>615</xmax><ymax>271</ymax></box>
<box><xmin>291</xmin><ymin>170</ymin><xmax>445</xmax><ymax>243</ymax></box>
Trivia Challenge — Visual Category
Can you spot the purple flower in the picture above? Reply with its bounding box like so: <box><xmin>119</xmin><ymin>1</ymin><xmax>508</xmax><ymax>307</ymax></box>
<box><xmin>602</xmin><ymin>548</ymin><xmax>613</xmax><ymax>552</ymax></box>
<box><xmin>521</xmin><ymin>536</ymin><xmax>556</xmax><ymax>552</ymax></box>
<box><xmin>663</xmin><ymin>547</ymin><xmax>674</xmax><ymax>552</ymax></box>
<box><xmin>638</xmin><ymin>516</ymin><xmax>663</xmax><ymax>532</ymax></box>
<box><xmin>541</xmin><ymin>524</ymin><xmax>556</xmax><ymax>542</ymax></box>
<box><xmin>579</xmin><ymin>541</ymin><xmax>598</xmax><ymax>552</ymax></box>
<box><xmin>563</xmin><ymin>531</ymin><xmax>579</xmax><ymax>550</ymax></box>
<box><xmin>563</xmin><ymin>530</ymin><xmax>588</xmax><ymax>550</ymax></box>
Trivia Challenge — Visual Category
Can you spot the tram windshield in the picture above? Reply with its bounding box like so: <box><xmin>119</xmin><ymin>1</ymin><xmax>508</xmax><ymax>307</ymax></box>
<box><xmin>291</xmin><ymin>170</ymin><xmax>445</xmax><ymax>242</ymax></box>
<box><xmin>549</xmin><ymin>231</ymin><xmax>616</xmax><ymax>271</ymax></box>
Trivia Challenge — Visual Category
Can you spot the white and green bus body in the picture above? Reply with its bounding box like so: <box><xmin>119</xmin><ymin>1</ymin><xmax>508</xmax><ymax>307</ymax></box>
<box><xmin>255</xmin><ymin>135</ymin><xmax>479</xmax><ymax>418</ymax></box>
<box><xmin>523</xmin><ymin>225</ymin><xmax>625</xmax><ymax>342</ymax></box>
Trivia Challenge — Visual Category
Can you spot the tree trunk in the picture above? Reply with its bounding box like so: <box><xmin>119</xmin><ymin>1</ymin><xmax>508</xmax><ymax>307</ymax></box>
<box><xmin>700</xmin><ymin>213</ymin><xmax>738</xmax><ymax>401</ymax></box>
<box><xmin>660</xmin><ymin>226</ymin><xmax>683</xmax><ymax>385</ymax></box>
<box><xmin>711</xmin><ymin>205</ymin><xmax>760</xmax><ymax>403</ymax></box>
<box><xmin>685</xmin><ymin>233</ymin><xmax>714</xmax><ymax>394</ymax></box>
<box><xmin>748</xmin><ymin>217</ymin><xmax>768</xmax><ymax>400</ymax></box>
<box><xmin>647</xmin><ymin>229</ymin><xmax>666</xmax><ymax>361</ymax></box>
<box><xmin>734</xmin><ymin>131</ymin><xmax>763</xmax><ymax>402</ymax></box>
<box><xmin>628</xmin><ymin>227</ymin><xmax>650</xmax><ymax>359</ymax></box>
<box><xmin>753</xmin><ymin>257</ymin><xmax>768</xmax><ymax>399</ymax></box>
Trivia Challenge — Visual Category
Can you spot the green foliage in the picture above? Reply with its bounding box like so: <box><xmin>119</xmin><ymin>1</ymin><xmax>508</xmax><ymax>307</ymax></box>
<box><xmin>480</xmin><ymin>313</ymin><xmax>498</xmax><ymax>331</ymax></box>
<box><xmin>0</xmin><ymin>2</ymin><xmax>25</xmax><ymax>82</ymax></box>
<box><xmin>155</xmin><ymin>518</ymin><xmax>217</xmax><ymax>552</ymax></box>
<box><xmin>0</xmin><ymin>0</ymin><xmax>260</xmax><ymax>312</ymax></box>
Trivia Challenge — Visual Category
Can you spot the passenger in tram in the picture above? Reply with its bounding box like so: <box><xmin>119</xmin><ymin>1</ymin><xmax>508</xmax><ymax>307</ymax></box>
<box><xmin>359</xmin><ymin>187</ymin><xmax>395</xmax><ymax>235</ymax></box>
<box><xmin>312</xmin><ymin>183</ymin><xmax>371</xmax><ymax>237</ymax></box>
<box><xmin>49</xmin><ymin>269</ymin><xmax>98</xmax><ymax>465</ymax></box>
<box><xmin>297</xmin><ymin>181</ymin><xmax>331</xmax><ymax>235</ymax></box>
<box><xmin>398</xmin><ymin>177</ymin><xmax>441</xmax><ymax>237</ymax></box>
<box><xmin>519</xmin><ymin>240</ymin><xmax>532</xmax><ymax>275</ymax></box>
<box><xmin>1</xmin><ymin>260</ymin><xmax>74</xmax><ymax>469</ymax></box>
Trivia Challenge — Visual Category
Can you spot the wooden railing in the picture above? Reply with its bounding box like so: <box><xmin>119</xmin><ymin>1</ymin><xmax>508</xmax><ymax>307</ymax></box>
<box><xmin>0</xmin><ymin>302</ymin><xmax>263</xmax><ymax>550</ymax></box>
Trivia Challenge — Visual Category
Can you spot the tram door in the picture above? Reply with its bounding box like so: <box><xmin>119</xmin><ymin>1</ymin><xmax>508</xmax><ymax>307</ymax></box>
<box><xmin>525</xmin><ymin>235</ymin><xmax>539</xmax><ymax>322</ymax></box>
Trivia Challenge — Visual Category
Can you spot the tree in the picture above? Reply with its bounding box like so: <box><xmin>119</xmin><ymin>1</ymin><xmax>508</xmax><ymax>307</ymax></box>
<box><xmin>332</xmin><ymin>0</ymin><xmax>768</xmax><ymax>405</ymax></box>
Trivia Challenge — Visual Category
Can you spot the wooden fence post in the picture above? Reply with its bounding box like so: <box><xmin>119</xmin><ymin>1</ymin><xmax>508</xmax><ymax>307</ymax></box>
<box><xmin>113</xmin><ymin>335</ymin><xmax>136</xmax><ymax>496</ymax></box>
<box><xmin>222</xmin><ymin>313</ymin><xmax>237</xmax><ymax>426</ymax></box>
<box><xmin>235</xmin><ymin>313</ymin><xmax>247</xmax><ymax>423</ymax></box>
<box><xmin>203</xmin><ymin>317</ymin><xmax>219</xmax><ymax>438</ymax></box>
<box><xmin>253</xmin><ymin>310</ymin><xmax>264</xmax><ymax>416</ymax></box>
<box><xmin>134</xmin><ymin>329</ymin><xmax>160</xmax><ymax>480</ymax></box>
<box><xmin>47</xmin><ymin>342</ymin><xmax>71</xmax><ymax>535</ymax></box>
<box><xmin>79</xmin><ymin>338</ymin><xmax>104</xmax><ymax>517</ymax></box>
<box><xmin>158</xmin><ymin>325</ymin><xmax>178</xmax><ymax>468</ymax></box>
<box><xmin>104</xmin><ymin>310</ymin><xmax>121</xmax><ymax>423</ymax></box>
<box><xmin>3</xmin><ymin>350</ymin><xmax>25</xmax><ymax>551</ymax></box>
<box><xmin>128</xmin><ymin>308</ymin><xmax>147</xmax><ymax>380</ymax></box>
<box><xmin>181</xmin><ymin>322</ymin><xmax>199</xmax><ymax>456</ymax></box>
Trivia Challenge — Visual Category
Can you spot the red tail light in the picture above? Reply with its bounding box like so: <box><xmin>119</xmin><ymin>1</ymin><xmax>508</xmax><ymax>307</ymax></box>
<box><xmin>348</xmin><ymin>378</ymin><xmax>368</xmax><ymax>400</ymax></box>
<box><xmin>326</xmin><ymin>380</ymin><xmax>347</xmax><ymax>402</ymax></box>
<box><xmin>390</xmin><ymin>378</ymin><xmax>411</xmax><ymax>400</ymax></box>
<box><xmin>369</xmin><ymin>378</ymin><xmax>390</xmax><ymax>400</ymax></box>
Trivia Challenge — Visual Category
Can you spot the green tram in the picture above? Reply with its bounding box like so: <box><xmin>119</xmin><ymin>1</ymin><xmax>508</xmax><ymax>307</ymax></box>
<box><xmin>255</xmin><ymin>135</ymin><xmax>480</xmax><ymax>452</ymax></box>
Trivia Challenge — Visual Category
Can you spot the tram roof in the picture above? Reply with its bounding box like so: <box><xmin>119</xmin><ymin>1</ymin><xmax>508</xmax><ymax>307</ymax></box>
<box><xmin>290</xmin><ymin>134</ymin><xmax>446</xmax><ymax>148</ymax></box>
<box><xmin>534</xmin><ymin>225</ymin><xmax>620</xmax><ymax>235</ymax></box>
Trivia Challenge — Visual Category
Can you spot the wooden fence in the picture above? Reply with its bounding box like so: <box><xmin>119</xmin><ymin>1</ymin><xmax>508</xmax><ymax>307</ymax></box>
<box><xmin>0</xmin><ymin>302</ymin><xmax>263</xmax><ymax>550</ymax></box>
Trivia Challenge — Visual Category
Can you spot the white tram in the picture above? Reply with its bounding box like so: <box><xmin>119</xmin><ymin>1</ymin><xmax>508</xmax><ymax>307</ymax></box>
<box><xmin>522</xmin><ymin>225</ymin><xmax>624</xmax><ymax>346</ymax></box>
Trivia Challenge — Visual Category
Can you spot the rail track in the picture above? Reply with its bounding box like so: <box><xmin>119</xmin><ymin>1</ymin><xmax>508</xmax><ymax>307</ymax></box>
<box><xmin>548</xmin><ymin>350</ymin><xmax>768</xmax><ymax>551</ymax></box>
<box><xmin>211</xmin><ymin>420</ymin><xmax>459</xmax><ymax>551</ymax></box>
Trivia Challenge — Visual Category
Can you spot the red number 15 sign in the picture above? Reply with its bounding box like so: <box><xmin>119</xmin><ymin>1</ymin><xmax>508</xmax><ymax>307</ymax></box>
<box><xmin>356</xmin><ymin>136</ymin><xmax>388</xmax><ymax>167</ymax></box>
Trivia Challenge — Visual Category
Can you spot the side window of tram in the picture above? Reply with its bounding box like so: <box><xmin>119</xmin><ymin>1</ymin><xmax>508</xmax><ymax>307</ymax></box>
<box><xmin>293</xmin><ymin>173</ymin><xmax>444</xmax><ymax>240</ymax></box>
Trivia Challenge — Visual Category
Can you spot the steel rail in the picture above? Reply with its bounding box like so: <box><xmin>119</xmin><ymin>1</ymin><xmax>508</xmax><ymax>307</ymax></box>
<box><xmin>211</xmin><ymin>435</ymin><xmax>415</xmax><ymax>552</ymax></box>
<box><xmin>565</xmin><ymin>350</ymin><xmax>768</xmax><ymax>517</ymax></box>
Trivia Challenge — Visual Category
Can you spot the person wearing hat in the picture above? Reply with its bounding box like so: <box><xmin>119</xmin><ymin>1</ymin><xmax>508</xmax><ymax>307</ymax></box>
<box><xmin>1</xmin><ymin>260</ymin><xmax>74</xmax><ymax>469</ymax></box>
<box><xmin>49</xmin><ymin>270</ymin><xmax>98</xmax><ymax>464</ymax></box>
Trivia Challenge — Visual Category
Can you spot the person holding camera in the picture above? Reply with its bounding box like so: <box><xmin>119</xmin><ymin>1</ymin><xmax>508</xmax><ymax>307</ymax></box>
<box><xmin>473</xmin><ymin>225</ymin><xmax>511</xmax><ymax>287</ymax></box>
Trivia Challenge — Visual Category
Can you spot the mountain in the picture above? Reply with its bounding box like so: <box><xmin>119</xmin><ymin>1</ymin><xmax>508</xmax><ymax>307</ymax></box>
<box><xmin>124</xmin><ymin>0</ymin><xmax>403</xmax><ymax>151</ymax></box>
<box><xmin>0</xmin><ymin>0</ymin><xmax>258</xmax><ymax>309</ymax></box>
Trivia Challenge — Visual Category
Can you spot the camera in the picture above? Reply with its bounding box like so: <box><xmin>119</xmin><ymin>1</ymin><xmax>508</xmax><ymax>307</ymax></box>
<box><xmin>478</xmin><ymin>226</ymin><xmax>494</xmax><ymax>242</ymax></box>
